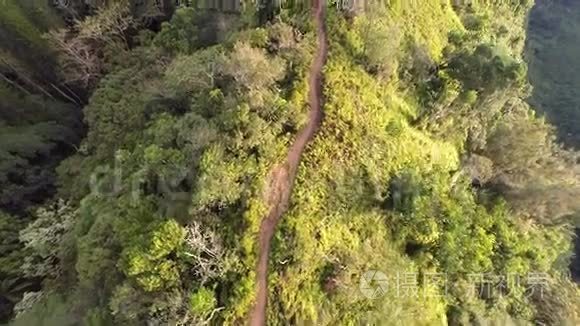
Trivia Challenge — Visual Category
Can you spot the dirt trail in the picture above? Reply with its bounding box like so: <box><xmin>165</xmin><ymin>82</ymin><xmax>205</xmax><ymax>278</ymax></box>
<box><xmin>249</xmin><ymin>1</ymin><xmax>328</xmax><ymax>325</ymax></box>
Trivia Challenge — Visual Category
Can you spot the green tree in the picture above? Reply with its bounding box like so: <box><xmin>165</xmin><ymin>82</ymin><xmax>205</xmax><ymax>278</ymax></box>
<box><xmin>446</xmin><ymin>43</ymin><xmax>526</xmax><ymax>93</ymax></box>
<box><xmin>220</xmin><ymin>41</ymin><xmax>285</xmax><ymax>92</ymax></box>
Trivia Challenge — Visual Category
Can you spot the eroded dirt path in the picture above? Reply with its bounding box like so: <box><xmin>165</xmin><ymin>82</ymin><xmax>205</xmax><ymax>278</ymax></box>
<box><xmin>249</xmin><ymin>1</ymin><xmax>328</xmax><ymax>325</ymax></box>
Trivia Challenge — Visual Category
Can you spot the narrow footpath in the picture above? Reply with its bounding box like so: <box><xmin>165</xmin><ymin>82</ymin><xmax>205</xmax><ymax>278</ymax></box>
<box><xmin>248</xmin><ymin>0</ymin><xmax>328</xmax><ymax>325</ymax></box>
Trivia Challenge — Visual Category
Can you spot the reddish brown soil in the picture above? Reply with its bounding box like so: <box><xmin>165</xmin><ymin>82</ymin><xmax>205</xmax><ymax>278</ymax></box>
<box><xmin>248</xmin><ymin>1</ymin><xmax>328</xmax><ymax>325</ymax></box>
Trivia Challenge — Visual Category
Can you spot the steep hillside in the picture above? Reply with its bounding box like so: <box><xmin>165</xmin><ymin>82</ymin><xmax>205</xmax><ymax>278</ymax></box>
<box><xmin>527</xmin><ymin>0</ymin><xmax>580</xmax><ymax>148</ymax></box>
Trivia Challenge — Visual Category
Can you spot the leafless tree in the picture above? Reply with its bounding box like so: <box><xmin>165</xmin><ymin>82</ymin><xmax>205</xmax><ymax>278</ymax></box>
<box><xmin>183</xmin><ymin>222</ymin><xmax>225</xmax><ymax>284</ymax></box>
<box><xmin>47</xmin><ymin>2</ymin><xmax>135</xmax><ymax>89</ymax></box>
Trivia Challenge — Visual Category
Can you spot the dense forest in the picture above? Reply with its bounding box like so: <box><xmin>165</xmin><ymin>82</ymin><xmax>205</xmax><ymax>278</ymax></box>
<box><xmin>0</xmin><ymin>0</ymin><xmax>579</xmax><ymax>325</ymax></box>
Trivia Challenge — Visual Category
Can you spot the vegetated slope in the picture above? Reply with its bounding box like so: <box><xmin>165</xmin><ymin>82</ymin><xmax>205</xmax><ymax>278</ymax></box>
<box><xmin>2</xmin><ymin>1</ymin><xmax>580</xmax><ymax>326</ymax></box>
<box><xmin>527</xmin><ymin>0</ymin><xmax>580</xmax><ymax>148</ymax></box>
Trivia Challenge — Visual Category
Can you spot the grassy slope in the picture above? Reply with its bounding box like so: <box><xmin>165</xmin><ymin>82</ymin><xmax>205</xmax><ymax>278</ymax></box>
<box><xmin>263</xmin><ymin>2</ymin><xmax>463</xmax><ymax>324</ymax></box>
